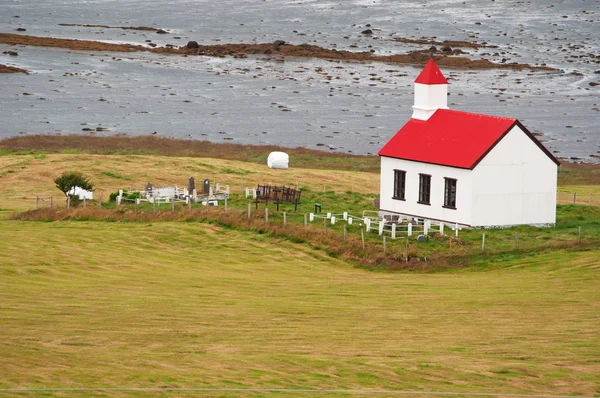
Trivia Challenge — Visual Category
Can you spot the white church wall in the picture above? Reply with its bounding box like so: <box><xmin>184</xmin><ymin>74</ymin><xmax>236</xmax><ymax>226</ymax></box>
<box><xmin>471</xmin><ymin>126</ymin><xmax>557</xmax><ymax>227</ymax></box>
<box><xmin>379</xmin><ymin>156</ymin><xmax>473</xmax><ymax>225</ymax></box>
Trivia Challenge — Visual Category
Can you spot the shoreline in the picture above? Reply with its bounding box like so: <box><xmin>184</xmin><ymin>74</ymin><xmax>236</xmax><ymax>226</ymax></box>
<box><xmin>0</xmin><ymin>32</ymin><xmax>557</xmax><ymax>72</ymax></box>
<box><xmin>0</xmin><ymin>62</ymin><xmax>28</xmax><ymax>73</ymax></box>
<box><xmin>1</xmin><ymin>135</ymin><xmax>598</xmax><ymax>175</ymax></box>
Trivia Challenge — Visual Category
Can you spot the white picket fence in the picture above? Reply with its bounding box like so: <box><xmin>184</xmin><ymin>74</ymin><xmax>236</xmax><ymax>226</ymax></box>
<box><xmin>308</xmin><ymin>209</ymin><xmax>464</xmax><ymax>239</ymax></box>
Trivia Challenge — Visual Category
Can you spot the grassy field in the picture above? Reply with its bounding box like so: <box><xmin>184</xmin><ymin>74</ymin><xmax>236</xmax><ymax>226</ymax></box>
<box><xmin>0</xmin><ymin>141</ymin><xmax>599</xmax><ymax>396</ymax></box>
<box><xmin>1</xmin><ymin>221</ymin><xmax>599</xmax><ymax>397</ymax></box>
<box><xmin>1</xmin><ymin>151</ymin><xmax>599</xmax><ymax>269</ymax></box>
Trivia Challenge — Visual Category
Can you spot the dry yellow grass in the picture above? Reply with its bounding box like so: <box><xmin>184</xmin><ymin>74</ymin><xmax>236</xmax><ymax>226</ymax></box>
<box><xmin>0</xmin><ymin>221</ymin><xmax>598</xmax><ymax>396</ymax></box>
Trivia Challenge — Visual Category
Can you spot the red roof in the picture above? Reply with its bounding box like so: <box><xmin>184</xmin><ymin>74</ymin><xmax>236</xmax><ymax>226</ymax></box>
<box><xmin>378</xmin><ymin>109</ymin><xmax>559</xmax><ymax>169</ymax></box>
<box><xmin>414</xmin><ymin>58</ymin><xmax>448</xmax><ymax>85</ymax></box>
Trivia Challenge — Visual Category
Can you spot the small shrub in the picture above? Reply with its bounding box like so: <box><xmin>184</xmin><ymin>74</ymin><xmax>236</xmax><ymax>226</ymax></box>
<box><xmin>110</xmin><ymin>190</ymin><xmax>142</xmax><ymax>202</ymax></box>
<box><xmin>54</xmin><ymin>171</ymin><xmax>93</xmax><ymax>201</ymax></box>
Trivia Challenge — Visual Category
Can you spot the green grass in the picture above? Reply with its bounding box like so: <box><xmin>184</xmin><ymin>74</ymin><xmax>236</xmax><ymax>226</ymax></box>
<box><xmin>0</xmin><ymin>220</ymin><xmax>598</xmax><ymax>397</ymax></box>
<box><xmin>101</xmin><ymin>171</ymin><xmax>133</xmax><ymax>180</ymax></box>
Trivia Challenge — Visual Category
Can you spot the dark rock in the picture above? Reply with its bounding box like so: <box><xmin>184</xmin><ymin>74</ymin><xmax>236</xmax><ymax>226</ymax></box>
<box><xmin>156</xmin><ymin>29</ymin><xmax>168</xmax><ymax>34</ymax></box>
<box><xmin>273</xmin><ymin>40</ymin><xmax>286</xmax><ymax>46</ymax></box>
<box><xmin>186</xmin><ymin>40</ymin><xmax>199</xmax><ymax>49</ymax></box>
<box><xmin>3</xmin><ymin>51</ymin><xmax>18</xmax><ymax>56</ymax></box>
<box><xmin>589</xmin><ymin>82</ymin><xmax>599</xmax><ymax>87</ymax></box>
<box><xmin>15</xmin><ymin>28</ymin><xmax>26</xmax><ymax>32</ymax></box>
<box><xmin>361</xmin><ymin>29</ymin><xmax>373</xmax><ymax>35</ymax></box>
<box><xmin>429</xmin><ymin>46</ymin><xmax>438</xmax><ymax>52</ymax></box>
<box><xmin>441</xmin><ymin>45</ymin><xmax>452</xmax><ymax>52</ymax></box>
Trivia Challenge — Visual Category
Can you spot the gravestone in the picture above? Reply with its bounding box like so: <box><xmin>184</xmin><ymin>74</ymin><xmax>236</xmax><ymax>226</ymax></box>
<box><xmin>188</xmin><ymin>177</ymin><xmax>195</xmax><ymax>194</ymax></box>
<box><xmin>202</xmin><ymin>179</ymin><xmax>210</xmax><ymax>195</ymax></box>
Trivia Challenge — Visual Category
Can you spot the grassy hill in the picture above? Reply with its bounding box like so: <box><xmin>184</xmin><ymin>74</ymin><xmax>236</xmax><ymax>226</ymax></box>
<box><xmin>0</xmin><ymin>137</ymin><xmax>599</xmax><ymax>396</ymax></box>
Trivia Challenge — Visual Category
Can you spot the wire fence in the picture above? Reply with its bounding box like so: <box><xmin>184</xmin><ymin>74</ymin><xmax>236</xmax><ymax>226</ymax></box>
<box><xmin>557</xmin><ymin>191</ymin><xmax>599</xmax><ymax>207</ymax></box>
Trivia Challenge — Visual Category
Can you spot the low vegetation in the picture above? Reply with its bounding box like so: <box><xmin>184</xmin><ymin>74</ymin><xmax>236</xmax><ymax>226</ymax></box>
<box><xmin>0</xmin><ymin>135</ymin><xmax>381</xmax><ymax>173</ymax></box>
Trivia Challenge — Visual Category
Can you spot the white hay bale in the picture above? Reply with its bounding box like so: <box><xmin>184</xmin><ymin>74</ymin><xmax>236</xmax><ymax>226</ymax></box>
<box><xmin>267</xmin><ymin>151</ymin><xmax>289</xmax><ymax>169</ymax></box>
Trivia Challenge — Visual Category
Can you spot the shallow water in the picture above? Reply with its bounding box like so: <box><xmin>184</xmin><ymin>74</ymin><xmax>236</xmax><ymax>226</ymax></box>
<box><xmin>1</xmin><ymin>0</ymin><xmax>598</xmax><ymax>161</ymax></box>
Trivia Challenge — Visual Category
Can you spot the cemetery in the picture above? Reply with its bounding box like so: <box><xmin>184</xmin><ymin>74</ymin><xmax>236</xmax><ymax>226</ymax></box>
<box><xmin>115</xmin><ymin>177</ymin><xmax>230</xmax><ymax>207</ymax></box>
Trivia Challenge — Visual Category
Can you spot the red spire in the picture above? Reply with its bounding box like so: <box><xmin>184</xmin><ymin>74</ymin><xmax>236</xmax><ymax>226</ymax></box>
<box><xmin>414</xmin><ymin>58</ymin><xmax>448</xmax><ymax>85</ymax></box>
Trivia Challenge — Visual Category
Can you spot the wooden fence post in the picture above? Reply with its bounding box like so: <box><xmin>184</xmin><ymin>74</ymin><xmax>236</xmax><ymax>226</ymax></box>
<box><xmin>265</xmin><ymin>207</ymin><xmax>268</xmax><ymax>223</ymax></box>
<box><xmin>361</xmin><ymin>228</ymin><xmax>365</xmax><ymax>249</ymax></box>
<box><xmin>225</xmin><ymin>198</ymin><xmax>228</xmax><ymax>211</ymax></box>
<box><xmin>67</xmin><ymin>196</ymin><xmax>70</xmax><ymax>209</ymax></box>
<box><xmin>383</xmin><ymin>236</ymin><xmax>387</xmax><ymax>255</ymax></box>
<box><xmin>248</xmin><ymin>203</ymin><xmax>251</xmax><ymax>220</ymax></box>
<box><xmin>83</xmin><ymin>197</ymin><xmax>87</xmax><ymax>208</ymax></box>
<box><xmin>482</xmin><ymin>233</ymin><xmax>485</xmax><ymax>252</ymax></box>
<box><xmin>578</xmin><ymin>226</ymin><xmax>581</xmax><ymax>243</ymax></box>
<box><xmin>573</xmin><ymin>192</ymin><xmax>576</xmax><ymax>204</ymax></box>
<box><xmin>283</xmin><ymin>212</ymin><xmax>286</xmax><ymax>225</ymax></box>
<box><xmin>323</xmin><ymin>217</ymin><xmax>327</xmax><ymax>232</ymax></box>
<box><xmin>36</xmin><ymin>196</ymin><xmax>39</xmax><ymax>210</ymax></box>
<box><xmin>343</xmin><ymin>225</ymin><xmax>347</xmax><ymax>241</ymax></box>
<box><xmin>515</xmin><ymin>232</ymin><xmax>519</xmax><ymax>249</ymax></box>
<box><xmin>405</xmin><ymin>238</ymin><xmax>409</xmax><ymax>263</ymax></box>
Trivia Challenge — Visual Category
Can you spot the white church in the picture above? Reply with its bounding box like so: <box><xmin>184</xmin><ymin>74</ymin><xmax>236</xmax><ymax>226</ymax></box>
<box><xmin>378</xmin><ymin>59</ymin><xmax>560</xmax><ymax>228</ymax></box>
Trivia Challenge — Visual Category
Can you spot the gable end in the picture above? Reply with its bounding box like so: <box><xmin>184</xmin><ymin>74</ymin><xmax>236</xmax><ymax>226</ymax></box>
<box><xmin>470</xmin><ymin>120</ymin><xmax>561</xmax><ymax>170</ymax></box>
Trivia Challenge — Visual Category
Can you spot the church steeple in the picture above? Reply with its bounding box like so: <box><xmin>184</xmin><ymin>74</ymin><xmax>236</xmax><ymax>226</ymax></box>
<box><xmin>411</xmin><ymin>58</ymin><xmax>448</xmax><ymax>120</ymax></box>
